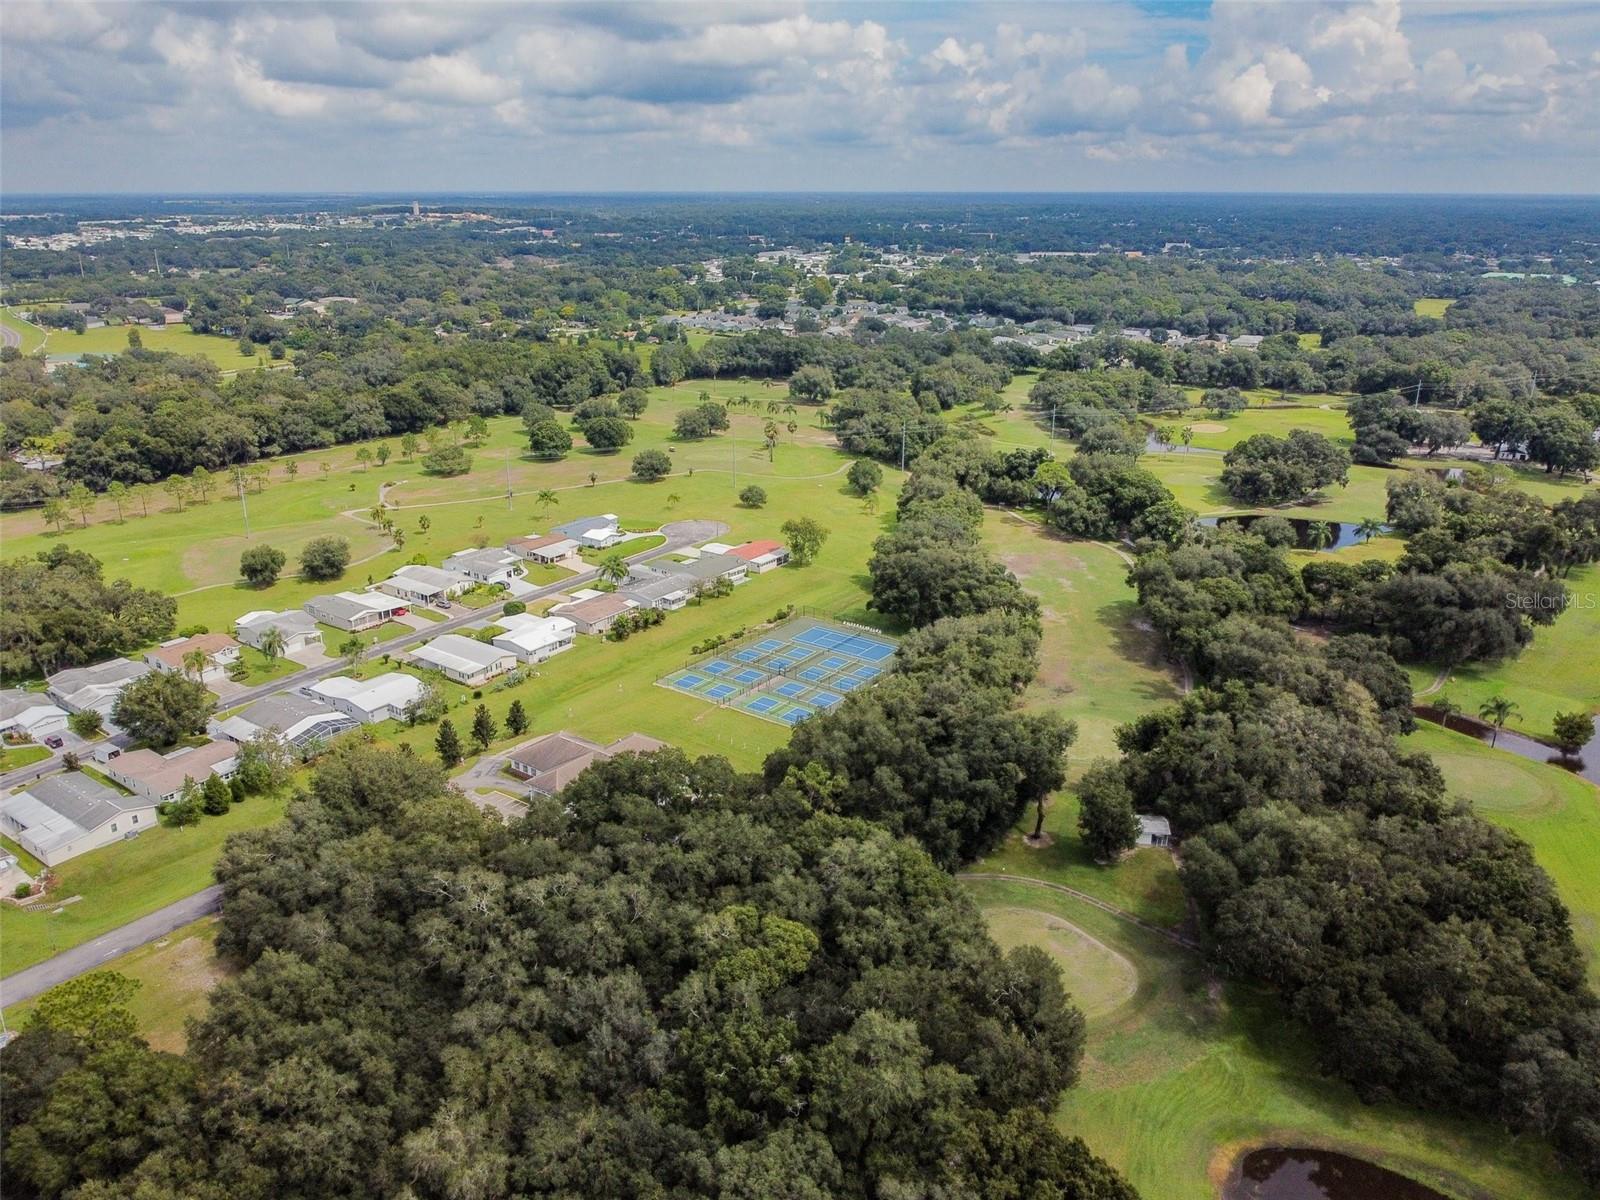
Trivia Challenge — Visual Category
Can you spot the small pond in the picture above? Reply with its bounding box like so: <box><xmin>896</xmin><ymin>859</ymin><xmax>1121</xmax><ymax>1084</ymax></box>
<box><xmin>1222</xmin><ymin>1147</ymin><xmax>1450</xmax><ymax>1200</ymax></box>
<box><xmin>1199</xmin><ymin>515</ymin><xmax>1387</xmax><ymax>553</ymax></box>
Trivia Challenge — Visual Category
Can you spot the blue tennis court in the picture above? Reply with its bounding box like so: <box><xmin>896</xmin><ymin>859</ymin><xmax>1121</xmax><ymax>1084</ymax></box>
<box><xmin>779</xmin><ymin>708</ymin><xmax>810</xmax><ymax>724</ymax></box>
<box><xmin>775</xmin><ymin>680</ymin><xmax>810</xmax><ymax>699</ymax></box>
<box><xmin>812</xmin><ymin>691</ymin><xmax>842</xmax><ymax>708</ymax></box>
<box><xmin>732</xmin><ymin>667</ymin><xmax>764</xmax><ymax>684</ymax></box>
<box><xmin>733</xmin><ymin>648</ymin><xmax>764</xmax><ymax>663</ymax></box>
<box><xmin>702</xmin><ymin>659</ymin><xmax>733</xmax><ymax>675</ymax></box>
<box><xmin>798</xmin><ymin>666</ymin><xmax>831</xmax><ymax>682</ymax></box>
<box><xmin>834</xmin><ymin>676</ymin><xmax>862</xmax><ymax>692</ymax></box>
<box><xmin>852</xmin><ymin>665</ymin><xmax>881</xmax><ymax>680</ymax></box>
<box><xmin>766</xmin><ymin>656</ymin><xmax>798</xmax><ymax>671</ymax></box>
<box><xmin>819</xmin><ymin>655</ymin><xmax>851</xmax><ymax>670</ymax></box>
<box><xmin>754</xmin><ymin>638</ymin><xmax>785</xmax><ymax>652</ymax></box>
<box><xmin>747</xmin><ymin>696</ymin><xmax>780</xmax><ymax>714</ymax></box>
<box><xmin>676</xmin><ymin>673</ymin><xmax>705</xmax><ymax>689</ymax></box>
<box><xmin>705</xmin><ymin>682</ymin><xmax>736</xmax><ymax>700</ymax></box>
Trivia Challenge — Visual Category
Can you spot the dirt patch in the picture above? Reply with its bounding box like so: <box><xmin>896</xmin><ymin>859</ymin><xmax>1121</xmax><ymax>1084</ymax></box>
<box><xmin>1188</xmin><ymin>421</ymin><xmax>1229</xmax><ymax>433</ymax></box>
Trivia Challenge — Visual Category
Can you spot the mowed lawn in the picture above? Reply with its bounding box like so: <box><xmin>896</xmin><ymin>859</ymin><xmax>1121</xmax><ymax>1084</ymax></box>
<box><xmin>966</xmin><ymin>877</ymin><xmax>1590</xmax><ymax>1200</ymax></box>
<box><xmin>8</xmin><ymin>308</ymin><xmax>286</xmax><ymax>370</ymax></box>
<box><xmin>1408</xmin><ymin>561</ymin><xmax>1600</xmax><ymax>742</ymax></box>
<box><xmin>1415</xmin><ymin>297</ymin><xmax>1456</xmax><ymax>319</ymax></box>
<box><xmin>1</xmin><ymin>306</ymin><xmax>48</xmax><ymax>354</ymax></box>
<box><xmin>2</xmin><ymin>917</ymin><xmax>229</xmax><ymax>1053</ymax></box>
<box><xmin>0</xmin><ymin>790</ymin><xmax>288</xmax><ymax>976</ymax></box>
<box><xmin>1406</xmin><ymin>723</ymin><xmax>1600</xmax><ymax>980</ymax></box>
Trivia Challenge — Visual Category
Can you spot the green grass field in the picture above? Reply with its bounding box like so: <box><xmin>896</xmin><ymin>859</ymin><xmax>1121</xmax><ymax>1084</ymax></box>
<box><xmin>1156</xmin><ymin>402</ymin><xmax>1353</xmax><ymax>452</ymax></box>
<box><xmin>1406</xmin><ymin>723</ymin><xmax>1600</xmax><ymax>979</ymax></box>
<box><xmin>1415</xmin><ymin>298</ymin><xmax>1456</xmax><ymax>319</ymax></box>
<box><xmin>0</xmin><ymin>745</ymin><xmax>51</xmax><ymax>772</ymax></box>
<box><xmin>3</xmin><ymin>306</ymin><xmax>285</xmax><ymax>370</ymax></box>
<box><xmin>967</xmin><ymin>877</ymin><xmax>1588</xmax><ymax>1200</ymax></box>
<box><xmin>0</xmin><ymin>790</ymin><xmax>288</xmax><ymax>976</ymax></box>
<box><xmin>2</xmin><ymin>917</ymin><xmax>227</xmax><ymax>1054</ymax></box>
<box><xmin>1408</xmin><ymin>562</ymin><xmax>1600</xmax><ymax>742</ymax></box>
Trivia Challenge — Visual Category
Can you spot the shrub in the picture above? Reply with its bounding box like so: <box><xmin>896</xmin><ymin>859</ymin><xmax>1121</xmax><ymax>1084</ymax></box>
<box><xmin>739</xmin><ymin>484</ymin><xmax>768</xmax><ymax>508</ymax></box>
<box><xmin>632</xmin><ymin>448</ymin><xmax>672</xmax><ymax>481</ymax></box>
<box><xmin>299</xmin><ymin>536</ymin><xmax>351</xmax><ymax>581</ymax></box>
<box><xmin>421</xmin><ymin>444</ymin><xmax>472</xmax><ymax>476</ymax></box>
<box><xmin>582</xmin><ymin>417</ymin><xmax>632</xmax><ymax>452</ymax></box>
<box><xmin>14</xmin><ymin>882</ymin><xmax>32</xmax><ymax>899</ymax></box>
<box><xmin>503</xmin><ymin>600</ymin><xmax>526</xmax><ymax>616</ymax></box>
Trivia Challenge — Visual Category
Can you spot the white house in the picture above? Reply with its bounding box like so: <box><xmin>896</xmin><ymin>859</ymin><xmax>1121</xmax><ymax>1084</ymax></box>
<box><xmin>210</xmin><ymin>693</ymin><xmax>358</xmax><ymax>752</ymax></box>
<box><xmin>303</xmin><ymin>591</ymin><xmax>403</xmax><ymax>632</ymax></box>
<box><xmin>103</xmin><ymin>741</ymin><xmax>238</xmax><ymax>804</ymax></box>
<box><xmin>551</xmin><ymin>513</ymin><xmax>624</xmax><ymax>549</ymax></box>
<box><xmin>1136</xmin><ymin>814</ymin><xmax>1174</xmax><ymax>848</ymax></box>
<box><xmin>0</xmin><ymin>773</ymin><xmax>156</xmax><ymax>866</ymax></box>
<box><xmin>409</xmin><ymin>635</ymin><xmax>517</xmax><ymax>686</ymax></box>
<box><xmin>46</xmin><ymin>658</ymin><xmax>153</xmax><ymax>724</ymax></box>
<box><xmin>0</xmin><ymin>689</ymin><xmax>70</xmax><ymax>741</ymax></box>
<box><xmin>551</xmin><ymin>593</ymin><xmax>637</xmax><ymax>636</ymax></box>
<box><xmin>491</xmin><ymin>614</ymin><xmax>577</xmax><ymax>663</ymax></box>
<box><xmin>444</xmin><ymin>547</ymin><xmax>525</xmax><ymax>586</ymax></box>
<box><xmin>725</xmin><ymin>540</ymin><xmax>791</xmax><ymax>573</ymax></box>
<box><xmin>618</xmin><ymin>572</ymin><xmax>693</xmax><ymax>611</ymax></box>
<box><xmin>377</xmin><ymin>565</ymin><xmax>472</xmax><ymax>605</ymax></box>
<box><xmin>308</xmin><ymin>673</ymin><xmax>426</xmax><ymax>724</ymax></box>
<box><xmin>143</xmin><ymin>633</ymin><xmax>241</xmax><ymax>683</ymax></box>
<box><xmin>506</xmin><ymin>533</ymin><xmax>582</xmax><ymax>564</ymax></box>
<box><xmin>235</xmin><ymin>609</ymin><xmax>322</xmax><ymax>654</ymax></box>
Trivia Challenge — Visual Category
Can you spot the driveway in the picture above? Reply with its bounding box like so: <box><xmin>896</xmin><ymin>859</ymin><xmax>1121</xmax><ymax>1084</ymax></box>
<box><xmin>392</xmin><ymin>612</ymin><xmax>439</xmax><ymax>630</ymax></box>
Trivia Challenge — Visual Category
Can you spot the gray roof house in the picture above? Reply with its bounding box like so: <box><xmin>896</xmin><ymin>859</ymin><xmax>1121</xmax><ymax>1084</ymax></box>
<box><xmin>46</xmin><ymin>658</ymin><xmax>153</xmax><ymax>721</ymax></box>
<box><xmin>551</xmin><ymin>514</ymin><xmax>624</xmax><ymax>548</ymax></box>
<box><xmin>618</xmin><ymin>572</ymin><xmax>694</xmax><ymax>611</ymax></box>
<box><xmin>642</xmin><ymin>552</ymin><xmax>748</xmax><ymax>586</ymax></box>
<box><xmin>235</xmin><ymin>609</ymin><xmax>322</xmax><ymax>653</ymax></box>
<box><xmin>0</xmin><ymin>772</ymin><xmax>157</xmax><ymax>866</ymax></box>
<box><xmin>211</xmin><ymin>693</ymin><xmax>358</xmax><ymax>752</ymax></box>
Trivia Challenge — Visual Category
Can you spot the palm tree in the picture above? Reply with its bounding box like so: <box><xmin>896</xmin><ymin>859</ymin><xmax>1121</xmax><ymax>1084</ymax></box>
<box><xmin>1356</xmin><ymin>517</ymin><xmax>1384</xmax><ymax>543</ymax></box>
<box><xmin>1478</xmin><ymin>696</ymin><xmax>1520</xmax><ymax>747</ymax></box>
<box><xmin>259</xmin><ymin>627</ymin><xmax>286</xmax><ymax>664</ymax></box>
<box><xmin>597</xmin><ymin>552</ymin><xmax>630</xmax><ymax>586</ymax></box>
<box><xmin>1306</xmin><ymin>521</ymin><xmax>1335</xmax><ymax>552</ymax></box>
<box><xmin>182</xmin><ymin>648</ymin><xmax>209</xmax><ymax>682</ymax></box>
<box><xmin>1180</xmin><ymin>426</ymin><xmax>1194</xmax><ymax>451</ymax></box>
<box><xmin>418</xmin><ymin>514</ymin><xmax>431</xmax><ymax>532</ymax></box>
<box><xmin>1155</xmin><ymin>425</ymin><xmax>1175</xmax><ymax>449</ymax></box>
<box><xmin>535</xmin><ymin>489</ymin><xmax>558</xmax><ymax>518</ymax></box>
<box><xmin>1432</xmin><ymin>695</ymin><xmax>1461</xmax><ymax>732</ymax></box>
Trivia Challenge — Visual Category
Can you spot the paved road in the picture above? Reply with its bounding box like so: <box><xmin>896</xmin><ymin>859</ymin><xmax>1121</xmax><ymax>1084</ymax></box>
<box><xmin>1</xmin><ymin>885</ymin><xmax>223</xmax><ymax>1006</ymax></box>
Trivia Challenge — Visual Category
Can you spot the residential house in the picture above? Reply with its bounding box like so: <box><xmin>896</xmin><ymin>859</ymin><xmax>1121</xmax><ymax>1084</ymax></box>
<box><xmin>644</xmin><ymin>552</ymin><xmax>748</xmax><ymax>588</ymax></box>
<box><xmin>303</xmin><ymin>591</ymin><xmax>403</xmax><ymax>632</ymax></box>
<box><xmin>551</xmin><ymin>513</ymin><xmax>624</xmax><ymax>549</ymax></box>
<box><xmin>1229</xmin><ymin>334</ymin><xmax>1265</xmax><ymax>351</ymax></box>
<box><xmin>0</xmin><ymin>689</ymin><xmax>70</xmax><ymax>741</ymax></box>
<box><xmin>377</xmin><ymin>565</ymin><xmax>471</xmax><ymax>606</ymax></box>
<box><xmin>46</xmin><ymin>658</ymin><xmax>153</xmax><ymax>724</ymax></box>
<box><xmin>210</xmin><ymin>693</ymin><xmax>358</xmax><ymax>752</ymax></box>
<box><xmin>0</xmin><ymin>773</ymin><xmax>155</xmax><ymax>866</ymax></box>
<box><xmin>725</xmin><ymin>539</ymin><xmax>791</xmax><ymax>573</ymax></box>
<box><xmin>235</xmin><ymin>609</ymin><xmax>322</xmax><ymax>654</ymax></box>
<box><xmin>1136</xmin><ymin>814</ymin><xmax>1174</xmax><ymax>848</ymax></box>
<box><xmin>506</xmin><ymin>730</ymin><xmax>669</xmax><ymax>797</ymax></box>
<box><xmin>408</xmin><ymin>635</ymin><xmax>517</xmax><ymax>686</ymax></box>
<box><xmin>491</xmin><ymin>614</ymin><xmax>578</xmax><ymax>663</ymax></box>
<box><xmin>144</xmin><ymin>633</ymin><xmax>241</xmax><ymax>683</ymax></box>
<box><xmin>507</xmin><ymin>533</ymin><xmax>582</xmax><ymax>565</ymax></box>
<box><xmin>444</xmin><ymin>547</ymin><xmax>525</xmax><ymax>586</ymax></box>
<box><xmin>104</xmin><ymin>740</ymin><xmax>239</xmax><ymax>805</ymax></box>
<box><xmin>308</xmin><ymin>673</ymin><xmax>425</xmax><ymax>724</ymax></box>
<box><xmin>618</xmin><ymin>572</ymin><xmax>693</xmax><ymax>611</ymax></box>
<box><xmin>551</xmin><ymin>593</ymin><xmax>637</xmax><ymax>636</ymax></box>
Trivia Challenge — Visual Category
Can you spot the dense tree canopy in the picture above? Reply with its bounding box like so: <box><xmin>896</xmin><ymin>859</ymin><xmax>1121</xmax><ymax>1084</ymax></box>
<box><xmin>0</xmin><ymin>547</ymin><xmax>176</xmax><ymax>680</ymax></box>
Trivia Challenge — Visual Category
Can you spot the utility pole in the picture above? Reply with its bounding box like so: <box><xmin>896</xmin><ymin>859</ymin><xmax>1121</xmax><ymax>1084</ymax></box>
<box><xmin>1411</xmin><ymin>379</ymin><xmax>1423</xmax><ymax>407</ymax></box>
<box><xmin>505</xmin><ymin>446</ymin><xmax>513</xmax><ymax>511</ymax></box>
<box><xmin>234</xmin><ymin>470</ymin><xmax>251</xmax><ymax>538</ymax></box>
<box><xmin>900</xmin><ymin>423</ymin><xmax>907</xmax><ymax>472</ymax></box>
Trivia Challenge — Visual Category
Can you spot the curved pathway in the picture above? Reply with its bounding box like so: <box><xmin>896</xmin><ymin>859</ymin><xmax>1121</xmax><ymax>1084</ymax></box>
<box><xmin>957</xmin><ymin>872</ymin><xmax>1200</xmax><ymax>951</ymax></box>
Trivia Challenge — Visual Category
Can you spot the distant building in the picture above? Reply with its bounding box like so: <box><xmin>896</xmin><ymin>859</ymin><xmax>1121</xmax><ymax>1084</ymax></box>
<box><xmin>551</xmin><ymin>513</ymin><xmax>624</xmax><ymax>549</ymax></box>
<box><xmin>103</xmin><ymin>740</ymin><xmax>238</xmax><ymax>805</ymax></box>
<box><xmin>46</xmin><ymin>658</ymin><xmax>153</xmax><ymax>725</ymax></box>
<box><xmin>408</xmin><ymin>635</ymin><xmax>517</xmax><ymax>686</ymax></box>
<box><xmin>308</xmin><ymin>673</ymin><xmax>425</xmax><ymax>724</ymax></box>
<box><xmin>0</xmin><ymin>772</ymin><xmax>155</xmax><ymax>866</ymax></box>
<box><xmin>235</xmin><ymin>609</ymin><xmax>322</xmax><ymax>654</ymax></box>
<box><xmin>303</xmin><ymin>591</ymin><xmax>403</xmax><ymax>632</ymax></box>
<box><xmin>144</xmin><ymin>633</ymin><xmax>241</xmax><ymax>683</ymax></box>
<box><xmin>506</xmin><ymin>730</ymin><xmax>668</xmax><ymax>797</ymax></box>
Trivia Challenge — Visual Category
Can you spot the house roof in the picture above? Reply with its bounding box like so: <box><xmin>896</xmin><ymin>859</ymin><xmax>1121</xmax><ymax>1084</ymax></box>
<box><xmin>111</xmin><ymin>741</ymin><xmax>238</xmax><ymax>794</ymax></box>
<box><xmin>47</xmin><ymin>658</ymin><xmax>149</xmax><ymax>699</ymax></box>
<box><xmin>1</xmin><ymin>772</ymin><xmax>141</xmax><ymax>850</ymax></box>
<box><xmin>0</xmin><ymin>689</ymin><xmax>67</xmax><ymax>726</ymax></box>
<box><xmin>493</xmin><ymin>615</ymin><xmax>576</xmax><ymax>652</ymax></box>
<box><xmin>310</xmin><ymin>672</ymin><xmax>425</xmax><ymax>713</ymax></box>
<box><xmin>233</xmin><ymin>692</ymin><xmax>339</xmax><ymax>732</ymax></box>
<box><xmin>605</xmin><ymin>733</ymin><xmax>669</xmax><ymax>757</ymax></box>
<box><xmin>508</xmin><ymin>533</ymin><xmax>576</xmax><ymax>554</ymax></box>
<box><xmin>145</xmin><ymin>633</ymin><xmax>239</xmax><ymax>669</ymax></box>
<box><xmin>552</xmin><ymin>513</ymin><xmax>619</xmax><ymax>539</ymax></box>
<box><xmin>509</xmin><ymin>730</ymin><xmax>671</xmax><ymax>795</ymax></box>
<box><xmin>446</xmin><ymin>547</ymin><xmax>519</xmax><ymax>573</ymax></box>
<box><xmin>388</xmin><ymin>564</ymin><xmax>461</xmax><ymax>593</ymax></box>
<box><xmin>411</xmin><ymin>634</ymin><xmax>513</xmax><ymax>673</ymax></box>
<box><xmin>619</xmin><ymin>574</ymin><xmax>693</xmax><ymax>603</ymax></box>
<box><xmin>305</xmin><ymin>591</ymin><xmax>396</xmax><ymax>621</ymax></box>
<box><xmin>237</xmin><ymin>609</ymin><xmax>318</xmax><ymax>637</ymax></box>
<box><xmin>727</xmin><ymin>540</ymin><xmax>785</xmax><ymax>561</ymax></box>
<box><xmin>1138</xmin><ymin>814</ymin><xmax>1172</xmax><ymax>838</ymax></box>
<box><xmin>644</xmin><ymin>553</ymin><xmax>743</xmax><ymax>581</ymax></box>
<box><xmin>554</xmin><ymin>594</ymin><xmax>636</xmax><ymax>622</ymax></box>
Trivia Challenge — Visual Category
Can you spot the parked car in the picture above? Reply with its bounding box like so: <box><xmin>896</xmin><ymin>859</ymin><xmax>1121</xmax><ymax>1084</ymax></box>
<box><xmin>43</xmin><ymin>735</ymin><xmax>64</xmax><ymax>749</ymax></box>
<box><xmin>394</xmin><ymin>607</ymin><xmax>409</xmax><ymax>617</ymax></box>
<box><xmin>437</xmin><ymin>599</ymin><xmax>452</xmax><ymax>609</ymax></box>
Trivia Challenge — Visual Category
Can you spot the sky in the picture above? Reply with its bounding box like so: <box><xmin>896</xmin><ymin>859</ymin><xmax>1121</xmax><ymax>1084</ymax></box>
<box><xmin>3</xmin><ymin>1</ymin><xmax>1598</xmax><ymax>195</ymax></box>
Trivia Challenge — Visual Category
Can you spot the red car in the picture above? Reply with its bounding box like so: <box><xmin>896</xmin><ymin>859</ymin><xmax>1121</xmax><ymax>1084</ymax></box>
<box><xmin>393</xmin><ymin>607</ymin><xmax>409</xmax><ymax>617</ymax></box>
<box><xmin>43</xmin><ymin>735</ymin><xmax>64</xmax><ymax>749</ymax></box>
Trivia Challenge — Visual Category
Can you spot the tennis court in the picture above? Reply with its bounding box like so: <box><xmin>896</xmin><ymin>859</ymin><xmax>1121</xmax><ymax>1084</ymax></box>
<box><xmin>656</xmin><ymin>616</ymin><xmax>898</xmax><ymax>724</ymax></box>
